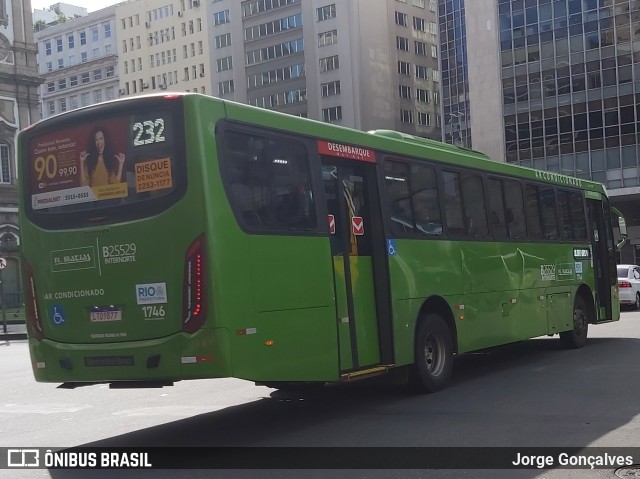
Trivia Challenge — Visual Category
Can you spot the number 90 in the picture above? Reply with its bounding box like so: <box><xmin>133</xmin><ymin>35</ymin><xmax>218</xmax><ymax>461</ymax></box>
<box><xmin>34</xmin><ymin>155</ymin><xmax>58</xmax><ymax>181</ymax></box>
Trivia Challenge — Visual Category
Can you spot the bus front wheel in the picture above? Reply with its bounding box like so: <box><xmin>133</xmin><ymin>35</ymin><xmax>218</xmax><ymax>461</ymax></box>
<box><xmin>560</xmin><ymin>296</ymin><xmax>589</xmax><ymax>349</ymax></box>
<box><xmin>408</xmin><ymin>314</ymin><xmax>453</xmax><ymax>393</ymax></box>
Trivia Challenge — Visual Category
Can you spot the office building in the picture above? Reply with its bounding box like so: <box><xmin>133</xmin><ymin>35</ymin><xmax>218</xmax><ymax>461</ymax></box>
<box><xmin>35</xmin><ymin>6</ymin><xmax>119</xmax><ymax>119</ymax></box>
<box><xmin>439</xmin><ymin>0</ymin><xmax>640</xmax><ymax>263</ymax></box>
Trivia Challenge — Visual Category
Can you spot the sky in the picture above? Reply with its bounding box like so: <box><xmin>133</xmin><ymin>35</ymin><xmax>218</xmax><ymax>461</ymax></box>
<box><xmin>31</xmin><ymin>0</ymin><xmax>122</xmax><ymax>14</ymax></box>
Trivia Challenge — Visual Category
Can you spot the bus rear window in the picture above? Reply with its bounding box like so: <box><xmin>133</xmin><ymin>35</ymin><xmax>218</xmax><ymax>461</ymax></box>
<box><xmin>24</xmin><ymin>101</ymin><xmax>186</xmax><ymax>228</ymax></box>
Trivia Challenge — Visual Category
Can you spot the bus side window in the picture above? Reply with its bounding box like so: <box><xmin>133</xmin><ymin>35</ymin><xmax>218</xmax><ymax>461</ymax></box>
<box><xmin>222</xmin><ymin>131</ymin><xmax>316</xmax><ymax>231</ymax></box>
<box><xmin>539</xmin><ymin>186</ymin><xmax>559</xmax><ymax>240</ymax></box>
<box><xmin>460</xmin><ymin>173</ymin><xmax>489</xmax><ymax>238</ymax></box>
<box><xmin>569</xmin><ymin>191</ymin><xmax>588</xmax><ymax>241</ymax></box>
<box><xmin>411</xmin><ymin>164</ymin><xmax>442</xmax><ymax>236</ymax></box>
<box><xmin>384</xmin><ymin>160</ymin><xmax>415</xmax><ymax>235</ymax></box>
<box><xmin>441</xmin><ymin>171</ymin><xmax>465</xmax><ymax>236</ymax></box>
<box><xmin>524</xmin><ymin>184</ymin><xmax>544</xmax><ymax>240</ymax></box>
<box><xmin>487</xmin><ymin>178</ymin><xmax>508</xmax><ymax>240</ymax></box>
<box><xmin>503</xmin><ymin>180</ymin><xmax>526</xmax><ymax>239</ymax></box>
<box><xmin>557</xmin><ymin>190</ymin><xmax>574</xmax><ymax>241</ymax></box>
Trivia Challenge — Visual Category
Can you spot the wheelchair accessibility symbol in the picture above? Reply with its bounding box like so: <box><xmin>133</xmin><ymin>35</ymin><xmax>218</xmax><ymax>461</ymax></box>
<box><xmin>387</xmin><ymin>239</ymin><xmax>397</xmax><ymax>256</ymax></box>
<box><xmin>49</xmin><ymin>304</ymin><xmax>67</xmax><ymax>326</ymax></box>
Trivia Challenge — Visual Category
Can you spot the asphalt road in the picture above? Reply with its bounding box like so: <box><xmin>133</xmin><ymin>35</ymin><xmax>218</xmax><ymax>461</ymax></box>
<box><xmin>2</xmin><ymin>309</ymin><xmax>639</xmax><ymax>479</ymax></box>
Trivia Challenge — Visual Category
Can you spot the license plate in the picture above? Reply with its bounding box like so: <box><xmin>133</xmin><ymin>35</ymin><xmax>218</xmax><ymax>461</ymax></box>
<box><xmin>90</xmin><ymin>310</ymin><xmax>122</xmax><ymax>322</ymax></box>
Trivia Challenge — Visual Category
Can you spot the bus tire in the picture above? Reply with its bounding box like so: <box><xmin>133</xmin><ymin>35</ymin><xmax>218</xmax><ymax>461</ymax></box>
<box><xmin>408</xmin><ymin>314</ymin><xmax>453</xmax><ymax>393</ymax></box>
<box><xmin>560</xmin><ymin>295</ymin><xmax>589</xmax><ymax>349</ymax></box>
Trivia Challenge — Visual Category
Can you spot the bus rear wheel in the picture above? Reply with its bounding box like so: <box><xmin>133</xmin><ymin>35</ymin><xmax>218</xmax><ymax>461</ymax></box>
<box><xmin>560</xmin><ymin>296</ymin><xmax>589</xmax><ymax>349</ymax></box>
<box><xmin>408</xmin><ymin>314</ymin><xmax>453</xmax><ymax>393</ymax></box>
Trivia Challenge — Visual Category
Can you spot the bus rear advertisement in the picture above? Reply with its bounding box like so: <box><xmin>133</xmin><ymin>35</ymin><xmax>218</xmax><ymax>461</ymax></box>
<box><xmin>18</xmin><ymin>93</ymin><xmax>627</xmax><ymax>393</ymax></box>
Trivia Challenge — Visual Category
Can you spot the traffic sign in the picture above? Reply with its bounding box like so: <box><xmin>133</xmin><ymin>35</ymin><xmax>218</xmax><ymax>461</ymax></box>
<box><xmin>0</xmin><ymin>257</ymin><xmax>6</xmax><ymax>269</ymax></box>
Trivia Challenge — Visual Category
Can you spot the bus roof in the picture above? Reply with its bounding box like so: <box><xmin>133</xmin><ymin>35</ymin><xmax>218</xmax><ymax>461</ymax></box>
<box><xmin>214</xmin><ymin>96</ymin><xmax>606</xmax><ymax>196</ymax></box>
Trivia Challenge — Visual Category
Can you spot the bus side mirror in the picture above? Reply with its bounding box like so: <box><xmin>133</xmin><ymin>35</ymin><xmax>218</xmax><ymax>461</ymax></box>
<box><xmin>612</xmin><ymin>207</ymin><xmax>627</xmax><ymax>252</ymax></box>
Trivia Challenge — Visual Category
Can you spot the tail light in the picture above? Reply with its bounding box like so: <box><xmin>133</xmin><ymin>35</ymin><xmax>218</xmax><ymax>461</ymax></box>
<box><xmin>183</xmin><ymin>234</ymin><xmax>206</xmax><ymax>333</ymax></box>
<box><xmin>618</xmin><ymin>281</ymin><xmax>632</xmax><ymax>288</ymax></box>
<box><xmin>22</xmin><ymin>259</ymin><xmax>44</xmax><ymax>341</ymax></box>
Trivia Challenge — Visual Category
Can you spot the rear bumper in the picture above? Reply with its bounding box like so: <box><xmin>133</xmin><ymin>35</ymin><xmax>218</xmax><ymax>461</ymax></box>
<box><xmin>28</xmin><ymin>327</ymin><xmax>231</xmax><ymax>383</ymax></box>
<box><xmin>619</xmin><ymin>289</ymin><xmax>637</xmax><ymax>304</ymax></box>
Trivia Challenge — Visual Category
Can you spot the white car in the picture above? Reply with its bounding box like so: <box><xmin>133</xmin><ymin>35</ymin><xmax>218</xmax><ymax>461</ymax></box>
<box><xmin>617</xmin><ymin>264</ymin><xmax>640</xmax><ymax>310</ymax></box>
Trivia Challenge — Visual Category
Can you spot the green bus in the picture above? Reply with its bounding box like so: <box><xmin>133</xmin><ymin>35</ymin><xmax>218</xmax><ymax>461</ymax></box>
<box><xmin>18</xmin><ymin>93</ymin><xmax>626</xmax><ymax>392</ymax></box>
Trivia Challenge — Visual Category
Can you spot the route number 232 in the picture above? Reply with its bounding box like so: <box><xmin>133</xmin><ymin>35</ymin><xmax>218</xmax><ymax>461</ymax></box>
<box><xmin>133</xmin><ymin>119</ymin><xmax>166</xmax><ymax>146</ymax></box>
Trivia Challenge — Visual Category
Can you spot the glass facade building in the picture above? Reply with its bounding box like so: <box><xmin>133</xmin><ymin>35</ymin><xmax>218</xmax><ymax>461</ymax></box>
<box><xmin>438</xmin><ymin>0</ymin><xmax>640</xmax><ymax>263</ymax></box>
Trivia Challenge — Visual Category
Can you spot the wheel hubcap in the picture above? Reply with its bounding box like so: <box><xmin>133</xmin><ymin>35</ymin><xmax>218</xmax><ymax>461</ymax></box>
<box><xmin>423</xmin><ymin>335</ymin><xmax>445</xmax><ymax>376</ymax></box>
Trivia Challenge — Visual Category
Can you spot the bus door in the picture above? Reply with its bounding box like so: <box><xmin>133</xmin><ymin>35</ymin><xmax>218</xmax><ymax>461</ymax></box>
<box><xmin>587</xmin><ymin>197</ymin><xmax>616</xmax><ymax>321</ymax></box>
<box><xmin>321</xmin><ymin>157</ymin><xmax>391</xmax><ymax>372</ymax></box>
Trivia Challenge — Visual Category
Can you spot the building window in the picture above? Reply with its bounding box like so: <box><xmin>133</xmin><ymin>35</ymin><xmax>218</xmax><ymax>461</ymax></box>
<box><xmin>318</xmin><ymin>29</ymin><xmax>337</xmax><ymax>47</ymax></box>
<box><xmin>321</xmin><ymin>80</ymin><xmax>341</xmax><ymax>97</ymax></box>
<box><xmin>0</xmin><ymin>144</ymin><xmax>10</xmax><ymax>184</ymax></box>
<box><xmin>244</xmin><ymin>13</ymin><xmax>302</xmax><ymax>40</ymax></box>
<box><xmin>412</xmin><ymin>0</ymin><xmax>425</xmax><ymax>7</ymax></box>
<box><xmin>81</xmin><ymin>72</ymin><xmax>90</xmax><ymax>84</ymax></box>
<box><xmin>46</xmin><ymin>61</ymin><xmax>53</xmax><ymax>72</ymax></box>
<box><xmin>213</xmin><ymin>10</ymin><xmax>230</xmax><ymax>25</ymax></box>
<box><xmin>70</xmin><ymin>75</ymin><xmax>78</xmax><ymax>86</ymax></box>
<box><xmin>70</xmin><ymin>95</ymin><xmax>78</xmax><ymax>109</ymax></box>
<box><xmin>56</xmin><ymin>37</ymin><xmax>63</xmax><ymax>52</ymax></box>
<box><xmin>58</xmin><ymin>79</ymin><xmax>66</xmax><ymax>90</ymax></box>
<box><xmin>417</xmin><ymin>88</ymin><xmax>429</xmax><ymax>102</ymax></box>
<box><xmin>215</xmin><ymin>33</ymin><xmax>231</xmax><ymax>49</ymax></box>
<box><xmin>415</xmin><ymin>41</ymin><xmax>427</xmax><ymax>55</ymax></box>
<box><xmin>319</xmin><ymin>54</ymin><xmax>339</xmax><ymax>72</ymax></box>
<box><xmin>58</xmin><ymin>58</ymin><xmax>64</xmax><ymax>69</ymax></box>
<box><xmin>106</xmin><ymin>86</ymin><xmax>115</xmax><ymax>101</ymax></box>
<box><xmin>93</xmin><ymin>68</ymin><xmax>102</xmax><ymax>80</ymax></box>
<box><xmin>218</xmin><ymin>79</ymin><xmax>234</xmax><ymax>95</ymax></box>
<box><xmin>395</xmin><ymin>11</ymin><xmax>408</xmax><ymax>26</ymax></box>
<box><xmin>413</xmin><ymin>16</ymin><xmax>425</xmax><ymax>31</ymax></box>
<box><xmin>104</xmin><ymin>23</ymin><xmax>111</xmax><ymax>38</ymax></box>
<box><xmin>431</xmin><ymin>45</ymin><xmax>437</xmax><ymax>58</ymax></box>
<box><xmin>47</xmin><ymin>101</ymin><xmax>55</xmax><ymax>115</ymax></box>
<box><xmin>418</xmin><ymin>112</ymin><xmax>431</xmax><ymax>126</ymax></box>
<box><xmin>81</xmin><ymin>52</ymin><xmax>88</xmax><ymax>62</ymax></box>
<box><xmin>47</xmin><ymin>82</ymin><xmax>55</xmax><ymax>93</ymax></box>
<box><xmin>399</xmin><ymin>85</ymin><xmax>411</xmax><ymax>99</ymax></box>
<box><xmin>94</xmin><ymin>90</ymin><xmax>102</xmax><ymax>103</ymax></box>
<box><xmin>322</xmin><ymin>105</ymin><xmax>342</xmax><ymax>122</ymax></box>
<box><xmin>59</xmin><ymin>98</ymin><xmax>67</xmax><ymax>112</ymax></box>
<box><xmin>68</xmin><ymin>34</ymin><xmax>75</xmax><ymax>48</ymax></box>
<box><xmin>45</xmin><ymin>42</ymin><xmax>51</xmax><ymax>55</ymax></box>
<box><xmin>106</xmin><ymin>65</ymin><xmax>115</xmax><ymax>77</ymax></box>
<box><xmin>216</xmin><ymin>56</ymin><xmax>233</xmax><ymax>72</ymax></box>
<box><xmin>398</xmin><ymin>60</ymin><xmax>411</xmax><ymax>75</ymax></box>
<box><xmin>400</xmin><ymin>109</ymin><xmax>414</xmax><ymax>123</ymax></box>
<box><xmin>397</xmin><ymin>36</ymin><xmax>409</xmax><ymax>51</ymax></box>
<box><xmin>92</xmin><ymin>27</ymin><xmax>99</xmax><ymax>41</ymax></box>
<box><xmin>246</xmin><ymin>38</ymin><xmax>304</xmax><ymax>64</ymax></box>
<box><xmin>317</xmin><ymin>4</ymin><xmax>336</xmax><ymax>21</ymax></box>
<box><xmin>415</xmin><ymin>65</ymin><xmax>429</xmax><ymax>79</ymax></box>
<box><xmin>81</xmin><ymin>92</ymin><xmax>90</xmax><ymax>106</ymax></box>
<box><xmin>80</xmin><ymin>32</ymin><xmax>86</xmax><ymax>45</ymax></box>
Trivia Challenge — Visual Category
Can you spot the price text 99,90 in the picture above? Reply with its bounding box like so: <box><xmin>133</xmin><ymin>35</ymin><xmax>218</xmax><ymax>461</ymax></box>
<box><xmin>133</xmin><ymin>119</ymin><xmax>166</xmax><ymax>147</ymax></box>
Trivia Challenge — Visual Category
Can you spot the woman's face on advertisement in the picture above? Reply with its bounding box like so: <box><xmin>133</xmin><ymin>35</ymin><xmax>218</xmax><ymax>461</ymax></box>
<box><xmin>94</xmin><ymin>131</ymin><xmax>105</xmax><ymax>155</ymax></box>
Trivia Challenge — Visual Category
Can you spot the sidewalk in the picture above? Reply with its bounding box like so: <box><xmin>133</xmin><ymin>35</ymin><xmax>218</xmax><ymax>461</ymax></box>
<box><xmin>0</xmin><ymin>321</ymin><xmax>27</xmax><ymax>340</ymax></box>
